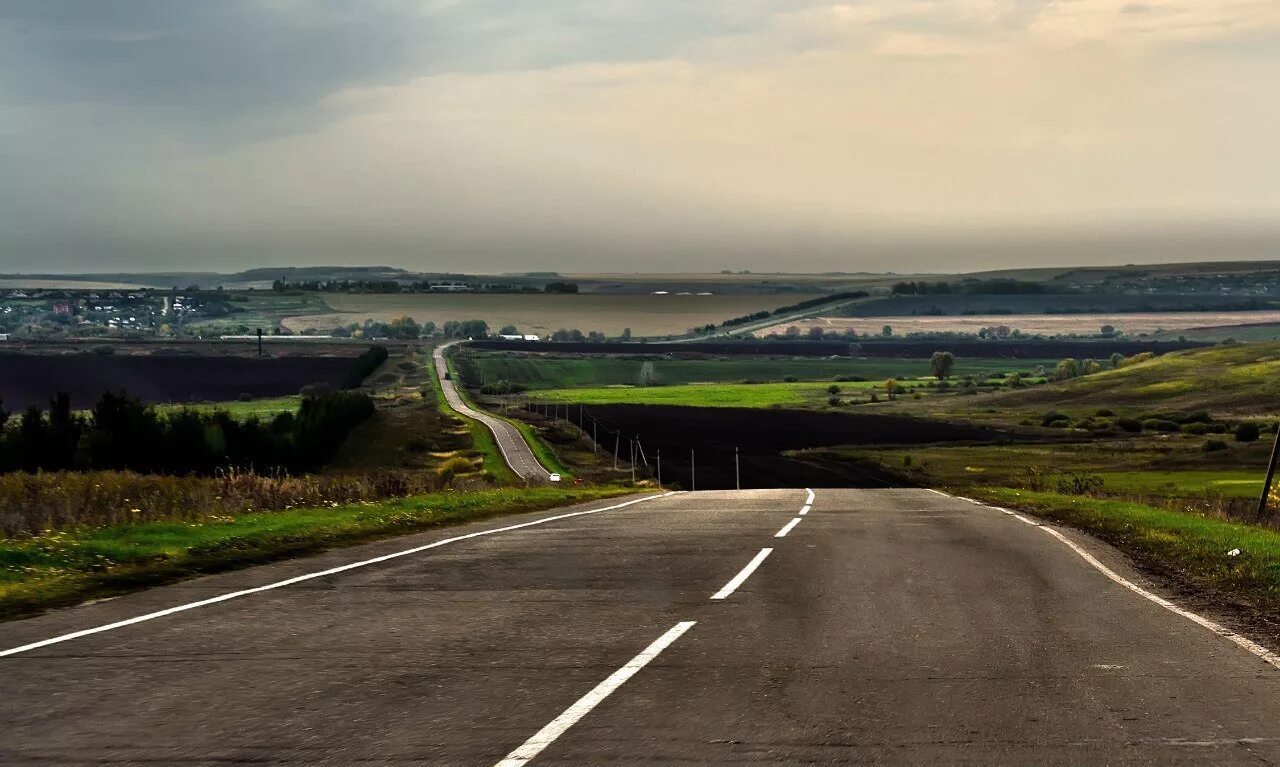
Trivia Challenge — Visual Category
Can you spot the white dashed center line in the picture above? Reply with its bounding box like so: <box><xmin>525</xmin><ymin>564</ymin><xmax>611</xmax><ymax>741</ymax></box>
<box><xmin>711</xmin><ymin>548</ymin><xmax>773</xmax><ymax>600</ymax></box>
<box><xmin>494</xmin><ymin>621</ymin><xmax>696</xmax><ymax>767</ymax></box>
<box><xmin>798</xmin><ymin>504</ymin><xmax>811</xmax><ymax>516</ymax></box>
<box><xmin>775</xmin><ymin>517</ymin><xmax>802</xmax><ymax>538</ymax></box>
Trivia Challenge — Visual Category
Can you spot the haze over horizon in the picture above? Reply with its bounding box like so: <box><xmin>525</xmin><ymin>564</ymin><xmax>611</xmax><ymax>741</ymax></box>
<box><xmin>2</xmin><ymin>1</ymin><xmax>1278</xmax><ymax>274</ymax></box>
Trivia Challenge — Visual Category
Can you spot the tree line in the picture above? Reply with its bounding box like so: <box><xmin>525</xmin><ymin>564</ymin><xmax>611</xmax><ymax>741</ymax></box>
<box><xmin>0</xmin><ymin>390</ymin><xmax>375</xmax><ymax>476</ymax></box>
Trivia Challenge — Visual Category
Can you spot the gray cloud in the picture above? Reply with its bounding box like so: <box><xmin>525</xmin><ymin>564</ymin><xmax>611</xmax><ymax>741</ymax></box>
<box><xmin>1</xmin><ymin>1</ymin><xmax>1278</xmax><ymax>274</ymax></box>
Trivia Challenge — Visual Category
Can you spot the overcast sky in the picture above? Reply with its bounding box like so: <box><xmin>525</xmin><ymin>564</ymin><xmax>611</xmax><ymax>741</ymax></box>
<box><xmin>2</xmin><ymin>1</ymin><xmax>1278</xmax><ymax>274</ymax></box>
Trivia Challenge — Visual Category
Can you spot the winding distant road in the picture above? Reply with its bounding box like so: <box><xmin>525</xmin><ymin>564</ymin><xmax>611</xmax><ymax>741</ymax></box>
<box><xmin>7</xmin><ymin>488</ymin><xmax>1280</xmax><ymax>764</ymax></box>
<box><xmin>433</xmin><ymin>341</ymin><xmax>552</xmax><ymax>482</ymax></box>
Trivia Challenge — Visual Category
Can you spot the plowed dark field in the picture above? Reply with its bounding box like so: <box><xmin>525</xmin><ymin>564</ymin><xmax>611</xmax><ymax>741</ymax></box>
<box><xmin>0</xmin><ymin>353</ymin><xmax>357</xmax><ymax>409</ymax></box>
<box><xmin>578</xmin><ymin>404</ymin><xmax>1009</xmax><ymax>490</ymax></box>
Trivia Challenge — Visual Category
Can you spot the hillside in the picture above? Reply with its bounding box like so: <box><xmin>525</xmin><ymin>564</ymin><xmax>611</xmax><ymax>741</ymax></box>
<box><xmin>986</xmin><ymin>343</ymin><xmax>1280</xmax><ymax>415</ymax></box>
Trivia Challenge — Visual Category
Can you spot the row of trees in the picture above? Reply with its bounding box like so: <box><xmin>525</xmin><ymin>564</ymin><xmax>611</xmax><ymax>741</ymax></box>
<box><xmin>0</xmin><ymin>391</ymin><xmax>375</xmax><ymax>476</ymax></box>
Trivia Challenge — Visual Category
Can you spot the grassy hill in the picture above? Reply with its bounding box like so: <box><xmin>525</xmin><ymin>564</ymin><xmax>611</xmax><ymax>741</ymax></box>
<box><xmin>988</xmin><ymin>343</ymin><xmax>1280</xmax><ymax>415</ymax></box>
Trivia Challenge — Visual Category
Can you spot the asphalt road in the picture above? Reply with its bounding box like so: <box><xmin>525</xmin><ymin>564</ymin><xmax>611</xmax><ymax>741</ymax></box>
<box><xmin>432</xmin><ymin>342</ymin><xmax>552</xmax><ymax>482</ymax></box>
<box><xmin>6</xmin><ymin>488</ymin><xmax>1280</xmax><ymax>765</ymax></box>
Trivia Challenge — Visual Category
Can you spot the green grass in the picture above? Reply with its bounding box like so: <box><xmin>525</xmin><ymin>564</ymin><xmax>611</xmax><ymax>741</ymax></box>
<box><xmin>964</xmin><ymin>488</ymin><xmax>1280</xmax><ymax>608</ymax></box>
<box><xmin>0</xmin><ymin>485</ymin><xmax>635</xmax><ymax>620</ymax></box>
<box><xmin>424</xmin><ymin>363</ymin><xmax>518</xmax><ymax>483</ymax></box>
<box><xmin>991</xmin><ymin>342</ymin><xmax>1280</xmax><ymax>415</ymax></box>
<box><xmin>154</xmin><ymin>396</ymin><xmax>302</xmax><ymax>420</ymax></box>
<box><xmin>461</xmin><ymin>353</ymin><xmax>1056</xmax><ymax>390</ymax></box>
<box><xmin>527</xmin><ymin>379</ymin><xmax>966</xmax><ymax>408</ymax></box>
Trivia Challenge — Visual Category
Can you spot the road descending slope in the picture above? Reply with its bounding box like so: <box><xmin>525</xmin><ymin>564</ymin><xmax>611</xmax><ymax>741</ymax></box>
<box><xmin>433</xmin><ymin>341</ymin><xmax>552</xmax><ymax>482</ymax></box>
<box><xmin>6</xmin><ymin>489</ymin><xmax>1280</xmax><ymax>765</ymax></box>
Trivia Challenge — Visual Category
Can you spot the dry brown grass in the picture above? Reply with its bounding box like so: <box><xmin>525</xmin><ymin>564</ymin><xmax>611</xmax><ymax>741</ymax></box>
<box><xmin>0</xmin><ymin>468</ymin><xmax>482</xmax><ymax>538</ymax></box>
<box><xmin>757</xmin><ymin>311</ymin><xmax>1280</xmax><ymax>337</ymax></box>
<box><xmin>283</xmin><ymin>293</ymin><xmax>821</xmax><ymax>337</ymax></box>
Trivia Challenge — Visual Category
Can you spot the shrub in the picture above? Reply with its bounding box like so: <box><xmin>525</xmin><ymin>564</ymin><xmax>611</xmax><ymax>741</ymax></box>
<box><xmin>1045</xmin><ymin>418</ymin><xmax>1070</xmax><ymax>429</ymax></box>
<box><xmin>1041</xmin><ymin>411</ymin><xmax>1069</xmax><ymax>427</ymax></box>
<box><xmin>827</xmin><ymin>396</ymin><xmax>842</xmax><ymax>407</ymax></box>
<box><xmin>1141</xmin><ymin>419</ymin><xmax>1180</xmax><ymax>433</ymax></box>
<box><xmin>1204</xmin><ymin>439</ymin><xmax>1229</xmax><ymax>452</ymax></box>
<box><xmin>1094</xmin><ymin>408</ymin><xmax>1115</xmax><ymax>417</ymax></box>
<box><xmin>784</xmin><ymin>375</ymin><xmax>797</xmax><ymax>383</ymax></box>
<box><xmin>436</xmin><ymin>456</ymin><xmax>477</xmax><ymax>482</ymax></box>
<box><xmin>1056</xmin><ymin>471</ymin><xmax>1104</xmax><ymax>495</ymax></box>
<box><xmin>1236</xmin><ymin>422</ymin><xmax>1261</xmax><ymax>443</ymax></box>
<box><xmin>1115</xmin><ymin>417</ymin><xmax>1142</xmax><ymax>433</ymax></box>
<box><xmin>1180</xmin><ymin>423</ymin><xmax>1210</xmax><ymax>435</ymax></box>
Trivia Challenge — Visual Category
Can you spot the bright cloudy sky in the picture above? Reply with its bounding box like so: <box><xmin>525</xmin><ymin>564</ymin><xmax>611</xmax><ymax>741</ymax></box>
<box><xmin>2</xmin><ymin>1</ymin><xmax>1278</xmax><ymax>274</ymax></box>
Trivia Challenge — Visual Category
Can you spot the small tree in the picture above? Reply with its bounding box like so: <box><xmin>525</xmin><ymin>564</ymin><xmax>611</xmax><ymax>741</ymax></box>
<box><xmin>499</xmin><ymin>324</ymin><xmax>519</xmax><ymax>335</ymax></box>
<box><xmin>1054</xmin><ymin>358</ymin><xmax>1080</xmax><ymax>380</ymax></box>
<box><xmin>827</xmin><ymin>384</ymin><xmax>841</xmax><ymax>395</ymax></box>
<box><xmin>807</xmin><ymin>327</ymin><xmax>825</xmax><ymax>340</ymax></box>
<box><xmin>885</xmin><ymin>379</ymin><xmax>904</xmax><ymax>400</ymax></box>
<box><xmin>1100</xmin><ymin>325</ymin><xmax>1116</xmax><ymax>337</ymax></box>
<box><xmin>930</xmin><ymin>351</ymin><xmax>955</xmax><ymax>380</ymax></box>
<box><xmin>881</xmin><ymin>325</ymin><xmax>893</xmax><ymax>337</ymax></box>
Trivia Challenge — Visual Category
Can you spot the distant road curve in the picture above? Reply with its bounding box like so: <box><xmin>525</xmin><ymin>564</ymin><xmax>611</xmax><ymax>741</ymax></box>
<box><xmin>433</xmin><ymin>341</ymin><xmax>552</xmax><ymax>483</ymax></box>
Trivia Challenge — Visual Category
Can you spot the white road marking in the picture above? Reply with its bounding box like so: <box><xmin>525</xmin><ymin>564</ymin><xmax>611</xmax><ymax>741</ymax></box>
<box><xmin>925</xmin><ymin>488</ymin><xmax>951</xmax><ymax>497</ymax></box>
<box><xmin>494</xmin><ymin>621</ymin><xmax>695</xmax><ymax>767</ymax></box>
<box><xmin>775</xmin><ymin>517</ymin><xmax>802</xmax><ymax>538</ymax></box>
<box><xmin>967</xmin><ymin>497</ymin><xmax>1280</xmax><ymax>671</ymax></box>
<box><xmin>711</xmin><ymin>548</ymin><xmax>773</xmax><ymax>600</ymax></box>
<box><xmin>798</xmin><ymin>504</ymin><xmax>811</xmax><ymax>516</ymax></box>
<box><xmin>0</xmin><ymin>493</ymin><xmax>677</xmax><ymax>659</ymax></box>
<box><xmin>805</xmin><ymin>488</ymin><xmax>815</xmax><ymax>504</ymax></box>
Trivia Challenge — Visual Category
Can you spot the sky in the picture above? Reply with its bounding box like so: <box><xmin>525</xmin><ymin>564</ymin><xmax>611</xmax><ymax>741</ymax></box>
<box><xmin>1</xmin><ymin>0</ymin><xmax>1278</xmax><ymax>275</ymax></box>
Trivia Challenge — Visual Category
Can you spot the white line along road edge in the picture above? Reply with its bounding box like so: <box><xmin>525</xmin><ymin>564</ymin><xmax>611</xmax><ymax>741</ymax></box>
<box><xmin>0</xmin><ymin>492</ymin><xmax>677</xmax><ymax>659</ymax></box>
<box><xmin>711</xmin><ymin>548</ymin><xmax>773</xmax><ymax>601</ymax></box>
<box><xmin>932</xmin><ymin>488</ymin><xmax>1280</xmax><ymax>671</ymax></box>
<box><xmin>494</xmin><ymin>621</ymin><xmax>696</xmax><ymax>767</ymax></box>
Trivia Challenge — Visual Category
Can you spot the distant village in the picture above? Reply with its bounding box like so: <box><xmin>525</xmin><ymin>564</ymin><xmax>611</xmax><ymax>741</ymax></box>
<box><xmin>0</xmin><ymin>288</ymin><xmax>218</xmax><ymax>339</ymax></box>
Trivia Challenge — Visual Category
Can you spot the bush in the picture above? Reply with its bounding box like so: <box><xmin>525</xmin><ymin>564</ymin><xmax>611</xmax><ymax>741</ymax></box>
<box><xmin>1141</xmin><ymin>419</ymin><xmax>1180</xmax><ymax>433</ymax></box>
<box><xmin>784</xmin><ymin>375</ymin><xmax>797</xmax><ymax>383</ymax></box>
<box><xmin>1180</xmin><ymin>423</ymin><xmax>1211</xmax><ymax>435</ymax></box>
<box><xmin>827</xmin><ymin>396</ymin><xmax>842</xmax><ymax>406</ymax></box>
<box><xmin>436</xmin><ymin>456</ymin><xmax>477</xmax><ymax>482</ymax></box>
<box><xmin>1115</xmin><ymin>417</ymin><xmax>1142</xmax><ymax>433</ymax></box>
<box><xmin>1056</xmin><ymin>472</ymin><xmax>1104</xmax><ymax>495</ymax></box>
<box><xmin>1236</xmin><ymin>422</ymin><xmax>1261</xmax><ymax>443</ymax></box>
<box><xmin>1041</xmin><ymin>411</ymin><xmax>1069</xmax><ymax>427</ymax></box>
<box><xmin>1204</xmin><ymin>439</ymin><xmax>1229</xmax><ymax>452</ymax></box>
<box><xmin>342</xmin><ymin>345</ymin><xmax>390</xmax><ymax>389</ymax></box>
<box><xmin>1094</xmin><ymin>408</ymin><xmax>1115</xmax><ymax>417</ymax></box>
<box><xmin>1045</xmin><ymin>418</ymin><xmax>1070</xmax><ymax>429</ymax></box>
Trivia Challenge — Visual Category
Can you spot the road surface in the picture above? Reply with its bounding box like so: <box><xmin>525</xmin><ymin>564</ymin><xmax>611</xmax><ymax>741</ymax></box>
<box><xmin>433</xmin><ymin>341</ymin><xmax>552</xmax><ymax>482</ymax></box>
<box><xmin>6</xmin><ymin>488</ymin><xmax>1280</xmax><ymax>765</ymax></box>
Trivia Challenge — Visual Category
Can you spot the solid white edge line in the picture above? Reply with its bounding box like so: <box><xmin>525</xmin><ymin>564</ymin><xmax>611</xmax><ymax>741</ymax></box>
<box><xmin>774</xmin><ymin>517</ymin><xmax>802</xmax><ymax>538</ymax></box>
<box><xmin>925</xmin><ymin>488</ymin><xmax>951</xmax><ymax>497</ymax></box>
<box><xmin>805</xmin><ymin>488</ymin><xmax>815</xmax><ymax>505</ymax></box>
<box><xmin>966</xmin><ymin>497</ymin><xmax>1280</xmax><ymax>670</ymax></box>
<box><xmin>494</xmin><ymin>620</ymin><xmax>696</xmax><ymax>767</ymax></box>
<box><xmin>0</xmin><ymin>492</ymin><xmax>677</xmax><ymax>659</ymax></box>
<box><xmin>710</xmin><ymin>548</ymin><xmax>773</xmax><ymax>600</ymax></box>
<box><xmin>798</xmin><ymin>504</ymin><xmax>811</xmax><ymax>516</ymax></box>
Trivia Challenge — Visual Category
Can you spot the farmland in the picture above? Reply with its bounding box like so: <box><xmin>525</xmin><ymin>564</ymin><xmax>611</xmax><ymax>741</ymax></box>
<box><xmin>282</xmin><ymin>292</ymin><xmax>823</xmax><ymax>337</ymax></box>
<box><xmin>758</xmin><ymin>311</ymin><xmax>1280</xmax><ymax>338</ymax></box>
<box><xmin>0</xmin><ymin>351</ymin><xmax>363</xmax><ymax>409</ymax></box>
<box><xmin>457</xmin><ymin>353</ymin><xmax>1058</xmax><ymax>390</ymax></box>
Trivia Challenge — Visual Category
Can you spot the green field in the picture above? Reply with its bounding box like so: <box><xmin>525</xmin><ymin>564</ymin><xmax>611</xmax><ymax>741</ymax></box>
<box><xmin>989</xmin><ymin>342</ymin><xmax>1280</xmax><ymax>415</ymax></box>
<box><xmin>461</xmin><ymin>354</ymin><xmax>1057</xmax><ymax>390</ymax></box>
<box><xmin>529</xmin><ymin>380</ymin><xmax>915</xmax><ymax>408</ymax></box>
<box><xmin>155</xmin><ymin>396</ymin><xmax>302</xmax><ymax>419</ymax></box>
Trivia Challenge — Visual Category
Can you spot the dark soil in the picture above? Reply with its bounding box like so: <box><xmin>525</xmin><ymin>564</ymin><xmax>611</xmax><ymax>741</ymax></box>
<box><xmin>575</xmin><ymin>404</ymin><xmax>1011</xmax><ymax>490</ymax></box>
<box><xmin>0</xmin><ymin>353</ymin><xmax>359</xmax><ymax>408</ymax></box>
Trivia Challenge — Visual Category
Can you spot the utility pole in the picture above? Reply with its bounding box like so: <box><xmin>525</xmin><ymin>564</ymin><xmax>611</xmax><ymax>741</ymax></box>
<box><xmin>691</xmin><ymin>449</ymin><xmax>696</xmax><ymax>492</ymax></box>
<box><xmin>256</xmin><ymin>327</ymin><xmax>263</xmax><ymax>358</ymax></box>
<box><xmin>1259</xmin><ymin>422</ymin><xmax>1280</xmax><ymax>519</ymax></box>
<box><xmin>630</xmin><ymin>439</ymin><xmax>636</xmax><ymax>484</ymax></box>
<box><xmin>593</xmin><ymin>419</ymin><xmax>598</xmax><ymax>454</ymax></box>
<box><xmin>656</xmin><ymin>449</ymin><xmax>662</xmax><ymax>489</ymax></box>
<box><xmin>735</xmin><ymin>446</ymin><xmax>740</xmax><ymax>491</ymax></box>
<box><xmin>613</xmin><ymin>432</ymin><xmax>620</xmax><ymax>470</ymax></box>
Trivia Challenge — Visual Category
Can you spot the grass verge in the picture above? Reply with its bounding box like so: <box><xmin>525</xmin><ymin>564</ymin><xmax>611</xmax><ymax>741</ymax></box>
<box><xmin>0</xmin><ymin>485</ymin><xmax>635</xmax><ymax>621</ymax></box>
<box><xmin>425</xmin><ymin>361</ymin><xmax>518</xmax><ymax>484</ymax></box>
<box><xmin>966</xmin><ymin>486</ymin><xmax>1280</xmax><ymax>608</ymax></box>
